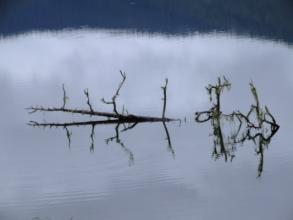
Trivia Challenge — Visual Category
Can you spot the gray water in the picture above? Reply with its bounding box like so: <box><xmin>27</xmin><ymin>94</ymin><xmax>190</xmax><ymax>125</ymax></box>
<box><xmin>1</xmin><ymin>30</ymin><xmax>293</xmax><ymax>220</ymax></box>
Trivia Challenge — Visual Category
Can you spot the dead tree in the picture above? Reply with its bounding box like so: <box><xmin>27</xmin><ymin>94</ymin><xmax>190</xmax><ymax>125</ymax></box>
<box><xmin>27</xmin><ymin>72</ymin><xmax>177</xmax><ymax>162</ymax></box>
<box><xmin>195</xmin><ymin>76</ymin><xmax>279</xmax><ymax>177</ymax></box>
<box><xmin>195</xmin><ymin>77</ymin><xmax>279</xmax><ymax>140</ymax></box>
<box><xmin>27</xmin><ymin>71</ymin><xmax>176</xmax><ymax>123</ymax></box>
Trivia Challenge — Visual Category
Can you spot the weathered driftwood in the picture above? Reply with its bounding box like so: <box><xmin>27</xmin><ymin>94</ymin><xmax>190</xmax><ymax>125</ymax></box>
<box><xmin>27</xmin><ymin>71</ymin><xmax>175</xmax><ymax>124</ymax></box>
<box><xmin>27</xmin><ymin>72</ymin><xmax>176</xmax><ymax>161</ymax></box>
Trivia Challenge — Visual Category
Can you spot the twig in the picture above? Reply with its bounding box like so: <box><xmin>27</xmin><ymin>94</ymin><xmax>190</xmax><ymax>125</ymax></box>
<box><xmin>162</xmin><ymin>121</ymin><xmax>175</xmax><ymax>158</ymax></box>
<box><xmin>84</xmin><ymin>89</ymin><xmax>94</xmax><ymax>113</ymax></box>
<box><xmin>62</xmin><ymin>84</ymin><xmax>69</xmax><ymax>109</ymax></box>
<box><xmin>101</xmin><ymin>71</ymin><xmax>126</xmax><ymax>115</ymax></box>
<box><xmin>249</xmin><ymin>82</ymin><xmax>262</xmax><ymax>124</ymax></box>
<box><xmin>161</xmin><ymin>78</ymin><xmax>168</xmax><ymax>119</ymax></box>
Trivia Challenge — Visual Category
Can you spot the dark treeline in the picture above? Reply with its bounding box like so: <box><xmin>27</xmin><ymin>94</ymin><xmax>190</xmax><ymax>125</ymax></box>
<box><xmin>1</xmin><ymin>0</ymin><xmax>293</xmax><ymax>43</ymax></box>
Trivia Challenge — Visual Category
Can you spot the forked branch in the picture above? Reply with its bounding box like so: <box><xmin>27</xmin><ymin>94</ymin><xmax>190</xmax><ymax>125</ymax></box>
<box><xmin>101</xmin><ymin>71</ymin><xmax>126</xmax><ymax>116</ymax></box>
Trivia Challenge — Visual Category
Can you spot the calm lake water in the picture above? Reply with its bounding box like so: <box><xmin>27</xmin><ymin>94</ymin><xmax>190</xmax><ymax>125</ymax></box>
<box><xmin>0</xmin><ymin>29</ymin><xmax>293</xmax><ymax>220</ymax></box>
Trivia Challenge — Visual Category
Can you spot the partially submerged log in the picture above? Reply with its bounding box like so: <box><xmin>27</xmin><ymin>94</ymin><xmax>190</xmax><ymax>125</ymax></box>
<box><xmin>27</xmin><ymin>71</ymin><xmax>177</xmax><ymax>124</ymax></box>
<box><xmin>27</xmin><ymin>72</ymin><xmax>176</xmax><ymax>161</ymax></box>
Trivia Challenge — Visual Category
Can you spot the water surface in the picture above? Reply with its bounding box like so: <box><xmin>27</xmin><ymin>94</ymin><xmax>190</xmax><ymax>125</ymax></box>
<box><xmin>0</xmin><ymin>30</ymin><xmax>293</xmax><ymax>220</ymax></box>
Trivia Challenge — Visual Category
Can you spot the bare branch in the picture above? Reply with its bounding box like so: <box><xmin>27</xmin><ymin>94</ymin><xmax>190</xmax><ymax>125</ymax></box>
<box><xmin>249</xmin><ymin>82</ymin><xmax>261</xmax><ymax>123</ymax></box>
<box><xmin>27</xmin><ymin>72</ymin><xmax>176</xmax><ymax>124</ymax></box>
<box><xmin>27</xmin><ymin>106</ymin><xmax>40</xmax><ymax>114</ymax></box>
<box><xmin>161</xmin><ymin>78</ymin><xmax>168</xmax><ymax>119</ymax></box>
<box><xmin>27</xmin><ymin>106</ymin><xmax>118</xmax><ymax>118</ymax></box>
<box><xmin>62</xmin><ymin>84</ymin><xmax>69</xmax><ymax>109</ymax></box>
<box><xmin>84</xmin><ymin>89</ymin><xmax>94</xmax><ymax>112</ymax></box>
<box><xmin>102</xmin><ymin>70</ymin><xmax>127</xmax><ymax>115</ymax></box>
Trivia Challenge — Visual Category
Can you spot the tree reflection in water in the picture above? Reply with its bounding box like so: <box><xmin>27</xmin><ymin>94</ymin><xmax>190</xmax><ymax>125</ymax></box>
<box><xmin>27</xmin><ymin>74</ymin><xmax>280</xmax><ymax>177</ymax></box>
<box><xmin>196</xmin><ymin>77</ymin><xmax>279</xmax><ymax>177</ymax></box>
<box><xmin>28</xmin><ymin>73</ymin><xmax>175</xmax><ymax>164</ymax></box>
<box><xmin>29</xmin><ymin>119</ymin><xmax>174</xmax><ymax>166</ymax></box>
